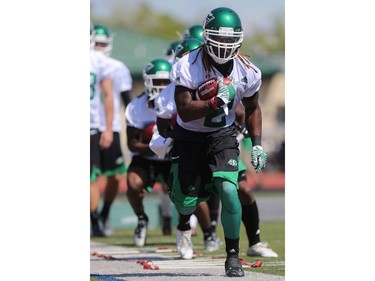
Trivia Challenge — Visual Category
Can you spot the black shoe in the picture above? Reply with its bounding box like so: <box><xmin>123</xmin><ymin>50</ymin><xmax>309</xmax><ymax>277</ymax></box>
<box><xmin>91</xmin><ymin>223</ymin><xmax>104</xmax><ymax>237</ymax></box>
<box><xmin>162</xmin><ymin>217</ymin><xmax>171</xmax><ymax>236</ymax></box>
<box><xmin>225</xmin><ymin>254</ymin><xmax>245</xmax><ymax>277</ymax></box>
<box><xmin>91</xmin><ymin>214</ymin><xmax>104</xmax><ymax>237</ymax></box>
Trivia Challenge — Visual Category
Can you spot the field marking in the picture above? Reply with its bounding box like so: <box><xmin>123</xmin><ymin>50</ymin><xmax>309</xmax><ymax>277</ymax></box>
<box><xmin>90</xmin><ymin>274</ymin><xmax>125</xmax><ymax>281</ymax></box>
<box><xmin>91</xmin><ymin>242</ymin><xmax>285</xmax><ymax>271</ymax></box>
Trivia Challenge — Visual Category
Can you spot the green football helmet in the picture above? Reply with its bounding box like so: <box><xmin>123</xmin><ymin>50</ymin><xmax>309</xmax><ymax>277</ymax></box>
<box><xmin>174</xmin><ymin>37</ymin><xmax>203</xmax><ymax>60</ymax></box>
<box><xmin>164</xmin><ymin>41</ymin><xmax>181</xmax><ymax>63</ymax></box>
<box><xmin>93</xmin><ymin>24</ymin><xmax>113</xmax><ymax>57</ymax></box>
<box><xmin>202</xmin><ymin>7</ymin><xmax>244</xmax><ymax>64</ymax></box>
<box><xmin>183</xmin><ymin>24</ymin><xmax>204</xmax><ymax>42</ymax></box>
<box><xmin>143</xmin><ymin>59</ymin><xmax>172</xmax><ymax>101</ymax></box>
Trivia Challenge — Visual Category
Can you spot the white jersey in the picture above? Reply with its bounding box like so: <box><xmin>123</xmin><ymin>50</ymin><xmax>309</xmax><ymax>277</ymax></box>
<box><xmin>170</xmin><ymin>48</ymin><xmax>262</xmax><ymax>132</ymax></box>
<box><xmin>125</xmin><ymin>93</ymin><xmax>160</xmax><ymax>160</ymax></box>
<box><xmin>90</xmin><ymin>50</ymin><xmax>112</xmax><ymax>129</ymax></box>
<box><xmin>99</xmin><ymin>57</ymin><xmax>132</xmax><ymax>132</ymax></box>
<box><xmin>154</xmin><ymin>82</ymin><xmax>176</xmax><ymax>119</ymax></box>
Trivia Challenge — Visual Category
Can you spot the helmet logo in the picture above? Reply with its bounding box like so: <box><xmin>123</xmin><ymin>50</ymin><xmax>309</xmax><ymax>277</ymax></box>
<box><xmin>175</xmin><ymin>44</ymin><xmax>184</xmax><ymax>56</ymax></box>
<box><xmin>145</xmin><ymin>63</ymin><xmax>155</xmax><ymax>73</ymax></box>
<box><xmin>204</xmin><ymin>13</ymin><xmax>215</xmax><ymax>26</ymax></box>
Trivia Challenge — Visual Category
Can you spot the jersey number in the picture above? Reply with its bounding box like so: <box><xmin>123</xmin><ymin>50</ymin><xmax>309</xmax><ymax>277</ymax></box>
<box><xmin>203</xmin><ymin>100</ymin><xmax>234</xmax><ymax>127</ymax></box>
<box><xmin>90</xmin><ymin>72</ymin><xmax>97</xmax><ymax>100</ymax></box>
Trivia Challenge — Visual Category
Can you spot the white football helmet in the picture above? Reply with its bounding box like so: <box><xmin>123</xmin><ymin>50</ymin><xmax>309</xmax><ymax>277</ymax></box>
<box><xmin>93</xmin><ymin>24</ymin><xmax>113</xmax><ymax>57</ymax></box>
<box><xmin>143</xmin><ymin>59</ymin><xmax>172</xmax><ymax>102</ymax></box>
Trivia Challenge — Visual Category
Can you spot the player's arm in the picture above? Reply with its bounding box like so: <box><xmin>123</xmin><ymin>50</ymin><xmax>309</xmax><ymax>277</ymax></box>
<box><xmin>126</xmin><ymin>126</ymin><xmax>153</xmax><ymax>155</ymax></box>
<box><xmin>235</xmin><ymin>102</ymin><xmax>245</xmax><ymax>125</ymax></box>
<box><xmin>99</xmin><ymin>77</ymin><xmax>113</xmax><ymax>149</ymax></box>
<box><xmin>118</xmin><ymin>64</ymin><xmax>133</xmax><ymax>107</ymax></box>
<box><xmin>242</xmin><ymin>92</ymin><xmax>267</xmax><ymax>173</ymax></box>
<box><xmin>157</xmin><ymin>117</ymin><xmax>173</xmax><ymax>138</ymax></box>
<box><xmin>235</xmin><ymin>102</ymin><xmax>249</xmax><ymax>137</ymax></box>
<box><xmin>242</xmin><ymin>92</ymin><xmax>262</xmax><ymax>142</ymax></box>
<box><xmin>120</xmin><ymin>90</ymin><xmax>132</xmax><ymax>108</ymax></box>
<box><xmin>174</xmin><ymin>85</ymin><xmax>215</xmax><ymax>122</ymax></box>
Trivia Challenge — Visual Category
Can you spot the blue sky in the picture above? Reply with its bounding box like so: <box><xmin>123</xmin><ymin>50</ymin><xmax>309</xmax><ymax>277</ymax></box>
<box><xmin>91</xmin><ymin>0</ymin><xmax>285</xmax><ymax>34</ymax></box>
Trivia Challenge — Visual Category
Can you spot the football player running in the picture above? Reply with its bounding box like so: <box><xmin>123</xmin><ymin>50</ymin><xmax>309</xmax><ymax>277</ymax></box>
<box><xmin>125</xmin><ymin>59</ymin><xmax>173</xmax><ymax>246</ymax></box>
<box><xmin>169</xmin><ymin>7</ymin><xmax>267</xmax><ymax>277</ymax></box>
<box><xmin>156</xmin><ymin>36</ymin><xmax>276</xmax><ymax>259</ymax></box>
<box><xmin>92</xmin><ymin>24</ymin><xmax>133</xmax><ymax>237</ymax></box>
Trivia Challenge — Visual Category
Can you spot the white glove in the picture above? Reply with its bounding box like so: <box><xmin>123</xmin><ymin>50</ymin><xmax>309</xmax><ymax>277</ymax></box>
<box><xmin>149</xmin><ymin>133</ymin><xmax>173</xmax><ymax>159</ymax></box>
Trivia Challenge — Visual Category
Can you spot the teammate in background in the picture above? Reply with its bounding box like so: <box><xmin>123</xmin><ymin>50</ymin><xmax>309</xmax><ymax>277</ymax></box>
<box><xmin>163</xmin><ymin>24</ymin><xmax>202</xmax><ymax>66</ymax></box>
<box><xmin>235</xmin><ymin>104</ymin><xmax>278</xmax><ymax>258</ymax></box>
<box><xmin>182</xmin><ymin>24</ymin><xmax>204</xmax><ymax>42</ymax></box>
<box><xmin>125</xmin><ymin>59</ymin><xmax>173</xmax><ymax>246</ymax></box>
<box><xmin>153</xmin><ymin>37</ymin><xmax>221</xmax><ymax>254</ymax></box>
<box><xmin>93</xmin><ymin>25</ymin><xmax>133</xmax><ymax>107</ymax></box>
<box><xmin>90</xmin><ymin>24</ymin><xmax>114</xmax><ymax>237</ymax></box>
<box><xmin>169</xmin><ymin>7</ymin><xmax>267</xmax><ymax>277</ymax></box>
<box><xmin>92</xmin><ymin>24</ymin><xmax>133</xmax><ymax>236</ymax></box>
<box><xmin>164</xmin><ymin>40</ymin><xmax>181</xmax><ymax>64</ymax></box>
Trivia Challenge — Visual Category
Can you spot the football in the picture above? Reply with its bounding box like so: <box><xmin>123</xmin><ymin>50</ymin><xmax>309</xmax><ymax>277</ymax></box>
<box><xmin>196</xmin><ymin>77</ymin><xmax>232</xmax><ymax>100</ymax></box>
<box><xmin>196</xmin><ymin>77</ymin><xmax>218</xmax><ymax>100</ymax></box>
<box><xmin>141</xmin><ymin>123</ymin><xmax>156</xmax><ymax>143</ymax></box>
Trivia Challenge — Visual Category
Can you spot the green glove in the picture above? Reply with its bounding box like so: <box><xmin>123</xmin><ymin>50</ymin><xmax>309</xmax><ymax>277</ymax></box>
<box><xmin>216</xmin><ymin>77</ymin><xmax>237</xmax><ymax>114</ymax></box>
<box><xmin>251</xmin><ymin>145</ymin><xmax>267</xmax><ymax>173</ymax></box>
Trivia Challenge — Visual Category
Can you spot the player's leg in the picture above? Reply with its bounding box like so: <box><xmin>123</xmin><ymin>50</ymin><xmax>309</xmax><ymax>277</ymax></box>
<box><xmin>99</xmin><ymin>132</ymin><xmax>127</xmax><ymax>236</ymax></box>
<box><xmin>210</xmin><ymin>133</ymin><xmax>244</xmax><ymax>277</ymax></box>
<box><xmin>194</xmin><ymin>200</ymin><xmax>220</xmax><ymax>251</ymax></box>
<box><xmin>99</xmin><ymin>174</ymin><xmax>124</xmax><ymax>236</ymax></box>
<box><xmin>90</xmin><ymin>130</ymin><xmax>104</xmax><ymax>237</ymax></box>
<box><xmin>126</xmin><ymin>156</ymin><xmax>149</xmax><ymax>247</ymax></box>
<box><xmin>168</xmin><ymin>139</ymin><xmax>210</xmax><ymax>259</ymax></box>
<box><xmin>155</xmin><ymin>161</ymin><xmax>173</xmax><ymax>235</ymax></box>
<box><xmin>206</xmin><ymin>192</ymin><xmax>222</xmax><ymax>245</ymax></box>
<box><xmin>90</xmin><ymin>181</ymin><xmax>103</xmax><ymax>236</ymax></box>
<box><xmin>238</xmin><ymin>166</ymin><xmax>278</xmax><ymax>258</ymax></box>
<box><xmin>159</xmin><ymin>184</ymin><xmax>172</xmax><ymax>235</ymax></box>
<box><xmin>213</xmin><ymin>177</ymin><xmax>244</xmax><ymax>277</ymax></box>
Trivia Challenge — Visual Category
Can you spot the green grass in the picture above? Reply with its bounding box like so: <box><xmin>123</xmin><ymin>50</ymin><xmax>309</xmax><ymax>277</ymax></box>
<box><xmin>91</xmin><ymin>220</ymin><xmax>285</xmax><ymax>277</ymax></box>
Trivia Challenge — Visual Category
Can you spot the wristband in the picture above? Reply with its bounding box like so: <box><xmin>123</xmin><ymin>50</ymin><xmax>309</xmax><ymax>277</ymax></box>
<box><xmin>209</xmin><ymin>97</ymin><xmax>220</xmax><ymax>110</ymax></box>
<box><xmin>238</xmin><ymin>124</ymin><xmax>248</xmax><ymax>135</ymax></box>
<box><xmin>252</xmin><ymin>136</ymin><xmax>262</xmax><ymax>146</ymax></box>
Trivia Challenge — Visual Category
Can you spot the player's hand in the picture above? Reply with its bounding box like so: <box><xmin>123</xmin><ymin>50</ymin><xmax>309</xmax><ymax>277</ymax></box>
<box><xmin>216</xmin><ymin>77</ymin><xmax>237</xmax><ymax>106</ymax></box>
<box><xmin>215</xmin><ymin>77</ymin><xmax>237</xmax><ymax>115</ymax></box>
<box><xmin>99</xmin><ymin>130</ymin><xmax>113</xmax><ymax>149</ymax></box>
<box><xmin>251</xmin><ymin>145</ymin><xmax>267</xmax><ymax>173</ymax></box>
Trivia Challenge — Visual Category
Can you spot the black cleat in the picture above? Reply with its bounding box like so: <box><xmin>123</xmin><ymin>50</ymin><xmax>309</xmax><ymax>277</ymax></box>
<box><xmin>91</xmin><ymin>214</ymin><xmax>104</xmax><ymax>237</ymax></box>
<box><xmin>162</xmin><ymin>217</ymin><xmax>172</xmax><ymax>236</ymax></box>
<box><xmin>91</xmin><ymin>223</ymin><xmax>104</xmax><ymax>237</ymax></box>
<box><xmin>225</xmin><ymin>254</ymin><xmax>245</xmax><ymax>277</ymax></box>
